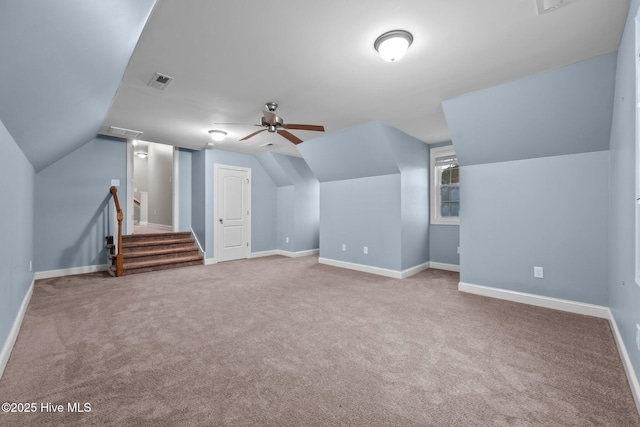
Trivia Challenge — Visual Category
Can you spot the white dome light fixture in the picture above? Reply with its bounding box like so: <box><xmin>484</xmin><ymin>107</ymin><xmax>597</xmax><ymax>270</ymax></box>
<box><xmin>374</xmin><ymin>30</ymin><xmax>413</xmax><ymax>62</ymax></box>
<box><xmin>208</xmin><ymin>130</ymin><xmax>227</xmax><ymax>142</ymax></box>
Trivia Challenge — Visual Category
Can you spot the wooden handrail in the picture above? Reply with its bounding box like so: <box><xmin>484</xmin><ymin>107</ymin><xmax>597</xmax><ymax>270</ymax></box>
<box><xmin>110</xmin><ymin>186</ymin><xmax>124</xmax><ymax>277</ymax></box>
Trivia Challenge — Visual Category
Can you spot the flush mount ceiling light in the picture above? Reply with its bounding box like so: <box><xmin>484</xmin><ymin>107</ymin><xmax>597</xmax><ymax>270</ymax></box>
<box><xmin>374</xmin><ymin>30</ymin><xmax>413</xmax><ymax>62</ymax></box>
<box><xmin>208</xmin><ymin>130</ymin><xmax>227</xmax><ymax>142</ymax></box>
<box><xmin>134</xmin><ymin>143</ymin><xmax>148</xmax><ymax>159</ymax></box>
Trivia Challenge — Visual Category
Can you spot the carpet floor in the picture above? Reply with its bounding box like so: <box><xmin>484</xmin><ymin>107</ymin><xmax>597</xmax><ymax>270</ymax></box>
<box><xmin>0</xmin><ymin>255</ymin><xmax>638</xmax><ymax>426</ymax></box>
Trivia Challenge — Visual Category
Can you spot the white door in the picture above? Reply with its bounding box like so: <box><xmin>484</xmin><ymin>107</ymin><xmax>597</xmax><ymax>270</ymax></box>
<box><xmin>215</xmin><ymin>165</ymin><xmax>251</xmax><ymax>262</ymax></box>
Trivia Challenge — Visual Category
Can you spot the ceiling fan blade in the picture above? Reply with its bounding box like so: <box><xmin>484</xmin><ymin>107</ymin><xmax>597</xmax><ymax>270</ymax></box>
<box><xmin>213</xmin><ymin>122</ymin><xmax>261</xmax><ymax>126</ymax></box>
<box><xmin>278</xmin><ymin>130</ymin><xmax>303</xmax><ymax>145</ymax></box>
<box><xmin>240</xmin><ymin>129</ymin><xmax>267</xmax><ymax>141</ymax></box>
<box><xmin>283</xmin><ymin>124</ymin><xmax>325</xmax><ymax>132</ymax></box>
<box><xmin>262</xmin><ymin>110</ymin><xmax>279</xmax><ymax>125</ymax></box>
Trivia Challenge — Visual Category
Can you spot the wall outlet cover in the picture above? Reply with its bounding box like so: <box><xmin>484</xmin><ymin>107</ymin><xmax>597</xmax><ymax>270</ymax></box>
<box><xmin>534</xmin><ymin>266</ymin><xmax>544</xmax><ymax>279</ymax></box>
<box><xmin>342</xmin><ymin>244</ymin><xmax>346</xmax><ymax>251</ymax></box>
<box><xmin>363</xmin><ymin>246</ymin><xmax>368</xmax><ymax>254</ymax></box>
<box><xmin>636</xmin><ymin>324</ymin><xmax>640</xmax><ymax>351</ymax></box>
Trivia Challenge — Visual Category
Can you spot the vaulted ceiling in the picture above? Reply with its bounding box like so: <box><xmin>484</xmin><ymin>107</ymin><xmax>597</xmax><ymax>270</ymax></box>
<box><xmin>99</xmin><ymin>0</ymin><xmax>630</xmax><ymax>157</ymax></box>
<box><xmin>0</xmin><ymin>0</ymin><xmax>631</xmax><ymax>170</ymax></box>
<box><xmin>0</xmin><ymin>0</ymin><xmax>156</xmax><ymax>171</ymax></box>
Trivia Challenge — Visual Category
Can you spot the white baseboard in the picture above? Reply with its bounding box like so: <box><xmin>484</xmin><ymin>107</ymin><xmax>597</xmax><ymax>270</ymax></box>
<box><xmin>401</xmin><ymin>261</ymin><xmax>431</xmax><ymax>278</ymax></box>
<box><xmin>147</xmin><ymin>222</ymin><xmax>172</xmax><ymax>229</ymax></box>
<box><xmin>34</xmin><ymin>264</ymin><xmax>108</xmax><ymax>280</ymax></box>
<box><xmin>278</xmin><ymin>249</ymin><xmax>319</xmax><ymax>258</ymax></box>
<box><xmin>138</xmin><ymin>221</ymin><xmax>148</xmax><ymax>226</ymax></box>
<box><xmin>429</xmin><ymin>261</ymin><xmax>460</xmax><ymax>272</ymax></box>
<box><xmin>458</xmin><ymin>282</ymin><xmax>609</xmax><ymax>318</ymax></box>
<box><xmin>608</xmin><ymin>309</ymin><xmax>640</xmax><ymax>415</ymax></box>
<box><xmin>0</xmin><ymin>278</ymin><xmax>34</xmax><ymax>380</ymax></box>
<box><xmin>249</xmin><ymin>250</ymin><xmax>279</xmax><ymax>258</ymax></box>
<box><xmin>204</xmin><ymin>258</ymin><xmax>218</xmax><ymax>266</ymax></box>
<box><xmin>318</xmin><ymin>258</ymin><xmax>430</xmax><ymax>279</ymax></box>
<box><xmin>250</xmin><ymin>249</ymin><xmax>319</xmax><ymax>259</ymax></box>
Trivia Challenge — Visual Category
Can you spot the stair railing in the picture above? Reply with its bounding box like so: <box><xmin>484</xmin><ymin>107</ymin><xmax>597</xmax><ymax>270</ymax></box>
<box><xmin>110</xmin><ymin>186</ymin><xmax>124</xmax><ymax>277</ymax></box>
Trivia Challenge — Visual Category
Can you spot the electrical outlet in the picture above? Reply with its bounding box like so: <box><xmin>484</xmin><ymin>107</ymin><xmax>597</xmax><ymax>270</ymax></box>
<box><xmin>534</xmin><ymin>266</ymin><xmax>544</xmax><ymax>279</ymax></box>
<box><xmin>285</xmin><ymin>237</ymin><xmax>289</xmax><ymax>244</ymax></box>
<box><xmin>636</xmin><ymin>324</ymin><xmax>640</xmax><ymax>351</ymax></box>
<box><xmin>111</xmin><ymin>179</ymin><xmax>120</xmax><ymax>187</ymax></box>
<box><xmin>342</xmin><ymin>244</ymin><xmax>346</xmax><ymax>251</ymax></box>
<box><xmin>363</xmin><ymin>246</ymin><xmax>368</xmax><ymax>254</ymax></box>
<box><xmin>29</xmin><ymin>261</ymin><xmax>32</xmax><ymax>272</ymax></box>
<box><xmin>457</xmin><ymin>246</ymin><xmax>460</xmax><ymax>254</ymax></box>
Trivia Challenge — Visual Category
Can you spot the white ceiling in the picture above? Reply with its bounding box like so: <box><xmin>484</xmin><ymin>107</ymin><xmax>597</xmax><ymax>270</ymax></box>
<box><xmin>99</xmin><ymin>0</ymin><xmax>630</xmax><ymax>158</ymax></box>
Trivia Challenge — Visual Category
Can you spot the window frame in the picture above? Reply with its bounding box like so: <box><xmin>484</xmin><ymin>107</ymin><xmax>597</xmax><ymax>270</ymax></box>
<box><xmin>430</xmin><ymin>145</ymin><xmax>460</xmax><ymax>225</ymax></box>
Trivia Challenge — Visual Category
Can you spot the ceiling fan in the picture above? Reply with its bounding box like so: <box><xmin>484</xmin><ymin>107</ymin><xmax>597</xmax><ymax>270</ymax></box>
<box><xmin>218</xmin><ymin>102</ymin><xmax>324</xmax><ymax>145</ymax></box>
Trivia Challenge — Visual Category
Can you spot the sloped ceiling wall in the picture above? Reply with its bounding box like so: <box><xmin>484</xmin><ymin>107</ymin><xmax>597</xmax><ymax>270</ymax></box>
<box><xmin>256</xmin><ymin>153</ymin><xmax>293</xmax><ymax>187</ymax></box>
<box><xmin>442</xmin><ymin>53</ymin><xmax>617</xmax><ymax>166</ymax></box>
<box><xmin>0</xmin><ymin>0</ymin><xmax>156</xmax><ymax>171</ymax></box>
<box><xmin>298</xmin><ymin>121</ymin><xmax>401</xmax><ymax>182</ymax></box>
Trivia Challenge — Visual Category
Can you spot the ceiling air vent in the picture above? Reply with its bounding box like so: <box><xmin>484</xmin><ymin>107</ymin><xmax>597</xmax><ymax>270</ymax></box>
<box><xmin>108</xmin><ymin>126</ymin><xmax>143</xmax><ymax>140</ymax></box>
<box><xmin>536</xmin><ymin>0</ymin><xmax>564</xmax><ymax>14</ymax></box>
<box><xmin>148</xmin><ymin>72</ymin><xmax>174</xmax><ymax>90</ymax></box>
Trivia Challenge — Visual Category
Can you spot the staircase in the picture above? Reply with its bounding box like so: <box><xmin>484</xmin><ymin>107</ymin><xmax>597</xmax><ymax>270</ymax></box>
<box><xmin>106</xmin><ymin>231</ymin><xmax>203</xmax><ymax>276</ymax></box>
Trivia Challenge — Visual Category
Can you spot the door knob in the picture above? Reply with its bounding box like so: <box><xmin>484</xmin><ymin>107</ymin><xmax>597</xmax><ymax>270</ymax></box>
<box><xmin>219</xmin><ymin>218</ymin><xmax>223</xmax><ymax>224</ymax></box>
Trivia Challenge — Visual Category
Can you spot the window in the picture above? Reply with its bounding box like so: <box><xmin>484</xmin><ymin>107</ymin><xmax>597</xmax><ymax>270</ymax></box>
<box><xmin>430</xmin><ymin>146</ymin><xmax>459</xmax><ymax>225</ymax></box>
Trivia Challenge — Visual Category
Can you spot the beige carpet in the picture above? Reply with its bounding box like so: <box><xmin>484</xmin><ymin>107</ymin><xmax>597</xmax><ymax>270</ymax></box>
<box><xmin>0</xmin><ymin>255</ymin><xmax>638</xmax><ymax>426</ymax></box>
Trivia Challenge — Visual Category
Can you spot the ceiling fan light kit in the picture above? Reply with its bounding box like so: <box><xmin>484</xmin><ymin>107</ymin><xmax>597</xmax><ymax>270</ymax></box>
<box><xmin>374</xmin><ymin>30</ymin><xmax>413</xmax><ymax>62</ymax></box>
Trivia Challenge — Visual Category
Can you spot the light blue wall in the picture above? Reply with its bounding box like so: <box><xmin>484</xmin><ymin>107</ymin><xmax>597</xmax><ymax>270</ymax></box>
<box><xmin>608</xmin><ymin>0</ymin><xmax>640</xmax><ymax>390</ymax></box>
<box><xmin>256</xmin><ymin>153</ymin><xmax>293</xmax><ymax>187</ymax></box>
<box><xmin>0</xmin><ymin>0</ymin><xmax>156</xmax><ymax>171</ymax></box>
<box><xmin>299</xmin><ymin>121</ymin><xmax>399</xmax><ymax>182</ymax></box>
<box><xmin>277</xmin><ymin>186</ymin><xmax>295</xmax><ymax>251</ymax></box>
<box><xmin>300</xmin><ymin>121</ymin><xmax>430</xmax><ymax>272</ymax></box>
<box><xmin>178</xmin><ymin>149</ymin><xmax>192</xmax><ymax>232</ymax></box>
<box><xmin>443</xmin><ymin>53</ymin><xmax>617</xmax><ymax>166</ymax></box>
<box><xmin>271</xmin><ymin>154</ymin><xmax>320</xmax><ymax>252</ymax></box>
<box><xmin>191</xmin><ymin>149</ymin><xmax>207</xmax><ymax>252</ymax></box>
<box><xmin>380</xmin><ymin>125</ymin><xmax>431</xmax><ymax>270</ymax></box>
<box><xmin>0</xmin><ymin>119</ymin><xmax>34</xmax><ymax>358</ymax></box>
<box><xmin>320</xmin><ymin>174</ymin><xmax>402</xmax><ymax>270</ymax></box>
<box><xmin>34</xmin><ymin>137</ymin><xmax>127</xmax><ymax>272</ymax></box>
<box><xmin>430</xmin><ymin>225</ymin><xmax>460</xmax><ymax>265</ymax></box>
<box><xmin>460</xmin><ymin>151</ymin><xmax>609</xmax><ymax>306</ymax></box>
<box><xmin>191</xmin><ymin>150</ymin><xmax>208</xmax><ymax>254</ymax></box>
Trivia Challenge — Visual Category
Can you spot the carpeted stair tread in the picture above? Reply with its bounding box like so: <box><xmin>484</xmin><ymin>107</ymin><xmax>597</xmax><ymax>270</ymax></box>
<box><xmin>123</xmin><ymin>254</ymin><xmax>203</xmax><ymax>270</ymax></box>
<box><xmin>121</xmin><ymin>259</ymin><xmax>204</xmax><ymax>275</ymax></box>
<box><xmin>110</xmin><ymin>246</ymin><xmax>199</xmax><ymax>260</ymax></box>
<box><xmin>122</xmin><ymin>237</ymin><xmax>195</xmax><ymax>248</ymax></box>
<box><xmin>122</xmin><ymin>231</ymin><xmax>192</xmax><ymax>241</ymax></box>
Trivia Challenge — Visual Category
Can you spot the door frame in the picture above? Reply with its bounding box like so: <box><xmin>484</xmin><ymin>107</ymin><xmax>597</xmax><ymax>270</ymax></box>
<box><xmin>213</xmin><ymin>163</ymin><xmax>252</xmax><ymax>261</ymax></box>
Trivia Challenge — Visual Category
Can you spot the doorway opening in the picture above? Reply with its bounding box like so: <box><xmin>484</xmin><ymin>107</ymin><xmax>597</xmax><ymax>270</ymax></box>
<box><xmin>127</xmin><ymin>140</ymin><xmax>175</xmax><ymax>235</ymax></box>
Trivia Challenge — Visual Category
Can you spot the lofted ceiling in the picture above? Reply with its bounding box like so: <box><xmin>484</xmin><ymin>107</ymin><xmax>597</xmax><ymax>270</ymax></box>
<box><xmin>99</xmin><ymin>0</ymin><xmax>629</xmax><ymax>158</ymax></box>
<box><xmin>0</xmin><ymin>0</ymin><xmax>156</xmax><ymax>171</ymax></box>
